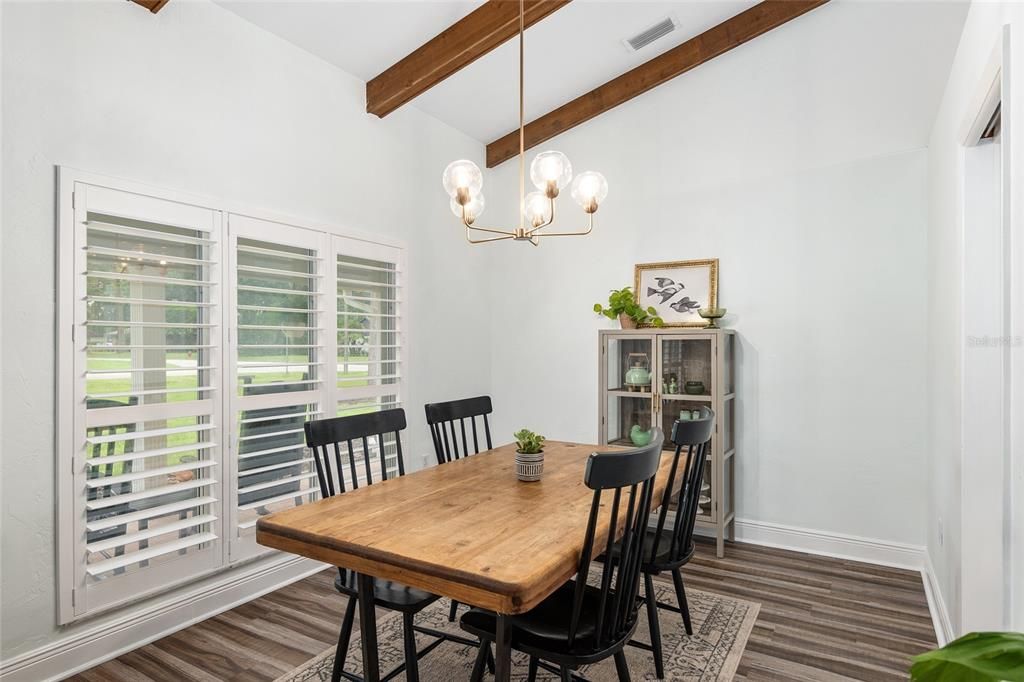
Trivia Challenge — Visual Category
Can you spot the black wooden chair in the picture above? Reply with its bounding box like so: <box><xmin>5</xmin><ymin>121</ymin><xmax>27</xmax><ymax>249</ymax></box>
<box><xmin>423</xmin><ymin>395</ymin><xmax>495</xmax><ymax>621</ymax></box>
<box><xmin>304</xmin><ymin>408</ymin><xmax>489</xmax><ymax>682</ymax></box>
<box><xmin>424</xmin><ymin>395</ymin><xmax>493</xmax><ymax>465</ymax></box>
<box><xmin>605</xmin><ymin>408</ymin><xmax>715</xmax><ymax>678</ymax></box>
<box><xmin>459</xmin><ymin>430</ymin><xmax>665</xmax><ymax>682</ymax></box>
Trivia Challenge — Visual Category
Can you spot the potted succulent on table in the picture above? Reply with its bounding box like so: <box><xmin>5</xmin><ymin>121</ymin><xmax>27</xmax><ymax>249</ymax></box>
<box><xmin>593</xmin><ymin>287</ymin><xmax>664</xmax><ymax>329</ymax></box>
<box><xmin>513</xmin><ymin>429</ymin><xmax>546</xmax><ymax>482</ymax></box>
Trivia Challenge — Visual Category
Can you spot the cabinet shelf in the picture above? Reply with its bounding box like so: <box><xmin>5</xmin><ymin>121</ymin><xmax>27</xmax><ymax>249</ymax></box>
<box><xmin>660</xmin><ymin>393</ymin><xmax>712</xmax><ymax>402</ymax></box>
<box><xmin>606</xmin><ymin>388</ymin><xmax>653</xmax><ymax>398</ymax></box>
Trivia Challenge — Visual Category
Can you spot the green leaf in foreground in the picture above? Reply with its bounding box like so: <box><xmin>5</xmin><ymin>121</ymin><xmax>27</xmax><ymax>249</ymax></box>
<box><xmin>910</xmin><ymin>632</ymin><xmax>1024</xmax><ymax>682</ymax></box>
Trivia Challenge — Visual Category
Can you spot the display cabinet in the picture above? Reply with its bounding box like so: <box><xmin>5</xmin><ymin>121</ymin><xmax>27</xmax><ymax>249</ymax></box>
<box><xmin>598</xmin><ymin>328</ymin><xmax>737</xmax><ymax>557</ymax></box>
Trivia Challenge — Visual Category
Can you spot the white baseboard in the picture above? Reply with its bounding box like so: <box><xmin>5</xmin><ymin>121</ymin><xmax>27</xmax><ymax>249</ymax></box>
<box><xmin>922</xmin><ymin>551</ymin><xmax>955</xmax><ymax>646</ymax></box>
<box><xmin>729</xmin><ymin>518</ymin><xmax>928</xmax><ymax>570</ymax></box>
<box><xmin>0</xmin><ymin>555</ymin><xmax>324</xmax><ymax>682</ymax></box>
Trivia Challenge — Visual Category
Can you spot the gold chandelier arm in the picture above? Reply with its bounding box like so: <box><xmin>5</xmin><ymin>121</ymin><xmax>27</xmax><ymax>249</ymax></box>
<box><xmin>467</xmin><ymin>229</ymin><xmax>515</xmax><ymax>244</ymax></box>
<box><xmin>529</xmin><ymin>212</ymin><xmax>594</xmax><ymax>238</ymax></box>
<box><xmin>464</xmin><ymin>222</ymin><xmax>517</xmax><ymax>237</ymax></box>
<box><xmin>461</xmin><ymin>205</ymin><xmax>517</xmax><ymax>237</ymax></box>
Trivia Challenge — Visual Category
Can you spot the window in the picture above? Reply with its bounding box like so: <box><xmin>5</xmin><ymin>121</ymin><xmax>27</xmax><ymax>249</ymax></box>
<box><xmin>58</xmin><ymin>172</ymin><xmax>406</xmax><ymax>622</ymax></box>
<box><xmin>335</xmin><ymin>237</ymin><xmax>404</xmax><ymax>481</ymax></box>
<box><xmin>227</xmin><ymin>216</ymin><xmax>327</xmax><ymax>561</ymax></box>
<box><xmin>63</xmin><ymin>184</ymin><xmax>224</xmax><ymax>618</ymax></box>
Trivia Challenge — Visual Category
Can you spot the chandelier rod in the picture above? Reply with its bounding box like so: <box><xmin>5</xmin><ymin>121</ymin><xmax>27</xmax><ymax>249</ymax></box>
<box><xmin>518</xmin><ymin>0</ymin><xmax>525</xmax><ymax>233</ymax></box>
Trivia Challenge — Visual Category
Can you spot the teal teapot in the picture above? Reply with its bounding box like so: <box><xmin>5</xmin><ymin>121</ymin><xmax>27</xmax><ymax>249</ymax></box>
<box><xmin>629</xmin><ymin>425</ymin><xmax>653</xmax><ymax>446</ymax></box>
<box><xmin>624</xmin><ymin>352</ymin><xmax>651</xmax><ymax>391</ymax></box>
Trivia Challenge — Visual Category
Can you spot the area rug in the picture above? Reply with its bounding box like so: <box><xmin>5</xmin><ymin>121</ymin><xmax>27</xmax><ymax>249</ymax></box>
<box><xmin>276</xmin><ymin>578</ymin><xmax>759</xmax><ymax>682</ymax></box>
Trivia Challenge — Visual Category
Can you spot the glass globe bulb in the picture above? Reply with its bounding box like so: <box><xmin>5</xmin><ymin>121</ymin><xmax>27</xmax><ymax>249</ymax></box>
<box><xmin>442</xmin><ymin>159</ymin><xmax>483</xmax><ymax>200</ymax></box>
<box><xmin>529</xmin><ymin>151</ymin><xmax>573</xmax><ymax>194</ymax></box>
<box><xmin>571</xmin><ymin>171</ymin><xmax>608</xmax><ymax>213</ymax></box>
<box><xmin>522</xmin><ymin>191</ymin><xmax>552</xmax><ymax>227</ymax></box>
<box><xmin>450</xmin><ymin>193</ymin><xmax>485</xmax><ymax>223</ymax></box>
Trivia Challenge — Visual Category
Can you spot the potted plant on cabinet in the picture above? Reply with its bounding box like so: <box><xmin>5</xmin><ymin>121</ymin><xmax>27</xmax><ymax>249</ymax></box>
<box><xmin>513</xmin><ymin>429</ymin><xmax>546</xmax><ymax>482</ymax></box>
<box><xmin>593</xmin><ymin>287</ymin><xmax>664</xmax><ymax>329</ymax></box>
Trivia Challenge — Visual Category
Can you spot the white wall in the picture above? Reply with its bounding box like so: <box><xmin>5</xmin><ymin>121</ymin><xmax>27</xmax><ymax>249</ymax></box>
<box><xmin>487</xmin><ymin>149</ymin><xmax>930</xmax><ymax>545</ymax></box>
<box><xmin>0</xmin><ymin>0</ymin><xmax>488</xmax><ymax>661</ymax></box>
<box><xmin>481</xmin><ymin>0</ymin><xmax>962</xmax><ymax>547</ymax></box>
<box><xmin>926</xmin><ymin>1</ymin><xmax>1024</xmax><ymax>636</ymax></box>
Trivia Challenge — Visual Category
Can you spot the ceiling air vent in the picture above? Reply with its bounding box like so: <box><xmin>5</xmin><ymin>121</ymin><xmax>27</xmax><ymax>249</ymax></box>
<box><xmin>624</xmin><ymin>16</ymin><xmax>679</xmax><ymax>52</ymax></box>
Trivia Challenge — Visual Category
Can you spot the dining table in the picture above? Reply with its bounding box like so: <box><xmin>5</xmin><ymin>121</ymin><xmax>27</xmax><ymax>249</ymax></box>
<box><xmin>256</xmin><ymin>439</ymin><xmax>680</xmax><ymax>682</ymax></box>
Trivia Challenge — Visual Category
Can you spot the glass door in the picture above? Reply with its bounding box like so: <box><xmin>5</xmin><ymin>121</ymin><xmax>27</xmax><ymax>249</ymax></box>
<box><xmin>602</xmin><ymin>334</ymin><xmax>655</xmax><ymax>447</ymax></box>
<box><xmin>657</xmin><ymin>334</ymin><xmax>715</xmax><ymax>521</ymax></box>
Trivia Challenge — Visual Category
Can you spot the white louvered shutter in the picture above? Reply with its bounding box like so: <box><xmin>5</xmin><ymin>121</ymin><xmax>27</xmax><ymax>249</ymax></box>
<box><xmin>227</xmin><ymin>215</ymin><xmax>326</xmax><ymax>560</ymax></box>
<box><xmin>73</xmin><ymin>185</ymin><xmax>224</xmax><ymax>616</ymax></box>
<box><xmin>335</xmin><ymin>236</ymin><xmax>405</xmax><ymax>482</ymax></box>
<box><xmin>60</xmin><ymin>172</ymin><xmax>410</xmax><ymax>622</ymax></box>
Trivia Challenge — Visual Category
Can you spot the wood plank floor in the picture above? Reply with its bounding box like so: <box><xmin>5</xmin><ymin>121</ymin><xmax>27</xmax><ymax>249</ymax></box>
<box><xmin>68</xmin><ymin>539</ymin><xmax>936</xmax><ymax>681</ymax></box>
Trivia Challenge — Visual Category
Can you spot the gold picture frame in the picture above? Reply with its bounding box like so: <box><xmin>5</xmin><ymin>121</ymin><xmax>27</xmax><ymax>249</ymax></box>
<box><xmin>634</xmin><ymin>259</ymin><xmax>719</xmax><ymax>328</ymax></box>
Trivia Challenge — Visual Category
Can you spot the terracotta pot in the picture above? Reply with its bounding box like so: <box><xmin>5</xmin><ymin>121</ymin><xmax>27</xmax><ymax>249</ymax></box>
<box><xmin>618</xmin><ymin>313</ymin><xmax>638</xmax><ymax>329</ymax></box>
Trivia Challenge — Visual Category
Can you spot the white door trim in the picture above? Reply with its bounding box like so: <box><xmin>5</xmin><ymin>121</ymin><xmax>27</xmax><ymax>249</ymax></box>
<box><xmin>957</xmin><ymin>24</ymin><xmax>1017</xmax><ymax>634</ymax></box>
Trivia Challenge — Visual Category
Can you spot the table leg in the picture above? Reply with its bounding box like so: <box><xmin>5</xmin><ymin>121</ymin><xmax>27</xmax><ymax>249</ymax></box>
<box><xmin>495</xmin><ymin>613</ymin><xmax>511</xmax><ymax>682</ymax></box>
<box><xmin>356</xmin><ymin>574</ymin><xmax>380</xmax><ymax>682</ymax></box>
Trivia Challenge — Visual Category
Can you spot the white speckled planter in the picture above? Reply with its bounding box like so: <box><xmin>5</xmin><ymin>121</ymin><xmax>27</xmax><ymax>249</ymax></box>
<box><xmin>515</xmin><ymin>450</ymin><xmax>544</xmax><ymax>482</ymax></box>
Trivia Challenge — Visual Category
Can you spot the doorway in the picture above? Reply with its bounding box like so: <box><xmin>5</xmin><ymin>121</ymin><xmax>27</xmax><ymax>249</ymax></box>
<box><xmin>959</xmin><ymin>28</ymin><xmax>1018</xmax><ymax>633</ymax></box>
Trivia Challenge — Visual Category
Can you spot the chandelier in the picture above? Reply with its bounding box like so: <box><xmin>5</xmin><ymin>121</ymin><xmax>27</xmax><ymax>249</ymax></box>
<box><xmin>441</xmin><ymin>0</ymin><xmax>608</xmax><ymax>245</ymax></box>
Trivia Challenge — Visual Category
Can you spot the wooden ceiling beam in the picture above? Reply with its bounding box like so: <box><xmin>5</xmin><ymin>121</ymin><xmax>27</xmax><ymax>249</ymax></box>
<box><xmin>486</xmin><ymin>0</ymin><xmax>829</xmax><ymax>167</ymax></box>
<box><xmin>366</xmin><ymin>0</ymin><xmax>572</xmax><ymax>118</ymax></box>
<box><xmin>130</xmin><ymin>0</ymin><xmax>171</xmax><ymax>14</ymax></box>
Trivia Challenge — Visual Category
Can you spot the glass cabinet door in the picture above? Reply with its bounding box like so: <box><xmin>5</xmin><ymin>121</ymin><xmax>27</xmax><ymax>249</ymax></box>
<box><xmin>605</xmin><ymin>394</ymin><xmax>655</xmax><ymax>447</ymax></box>
<box><xmin>657</xmin><ymin>334</ymin><xmax>715</xmax><ymax>520</ymax></box>
<box><xmin>602</xmin><ymin>335</ymin><xmax>655</xmax><ymax>446</ymax></box>
<box><xmin>604</xmin><ymin>335</ymin><xmax>654</xmax><ymax>393</ymax></box>
<box><xmin>657</xmin><ymin>335</ymin><xmax>713</xmax><ymax>400</ymax></box>
<box><xmin>656</xmin><ymin>335</ymin><xmax>714</xmax><ymax>433</ymax></box>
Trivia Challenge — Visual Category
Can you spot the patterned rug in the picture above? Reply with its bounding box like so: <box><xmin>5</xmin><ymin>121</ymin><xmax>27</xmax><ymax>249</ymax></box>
<box><xmin>276</xmin><ymin>578</ymin><xmax>759</xmax><ymax>682</ymax></box>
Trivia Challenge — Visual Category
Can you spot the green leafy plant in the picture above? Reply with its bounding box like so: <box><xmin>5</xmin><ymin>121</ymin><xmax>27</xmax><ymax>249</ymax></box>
<box><xmin>910</xmin><ymin>632</ymin><xmax>1024</xmax><ymax>681</ymax></box>
<box><xmin>513</xmin><ymin>429</ymin><xmax>545</xmax><ymax>454</ymax></box>
<box><xmin>593</xmin><ymin>287</ymin><xmax>664</xmax><ymax>327</ymax></box>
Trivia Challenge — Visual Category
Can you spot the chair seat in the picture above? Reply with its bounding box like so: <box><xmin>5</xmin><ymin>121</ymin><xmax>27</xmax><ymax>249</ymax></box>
<box><xmin>599</xmin><ymin>526</ymin><xmax>695</xmax><ymax>571</ymax></box>
<box><xmin>334</xmin><ymin>570</ymin><xmax>440</xmax><ymax>613</ymax></box>
<box><xmin>461</xmin><ymin>581</ymin><xmax>628</xmax><ymax>659</ymax></box>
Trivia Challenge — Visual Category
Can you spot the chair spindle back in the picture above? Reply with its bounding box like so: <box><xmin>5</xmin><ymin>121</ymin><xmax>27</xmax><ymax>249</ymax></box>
<box><xmin>568</xmin><ymin>430</ymin><xmax>665</xmax><ymax>650</ymax></box>
<box><xmin>304</xmin><ymin>408</ymin><xmax>408</xmax><ymax>498</ymax></box>
<box><xmin>424</xmin><ymin>396</ymin><xmax>493</xmax><ymax>464</ymax></box>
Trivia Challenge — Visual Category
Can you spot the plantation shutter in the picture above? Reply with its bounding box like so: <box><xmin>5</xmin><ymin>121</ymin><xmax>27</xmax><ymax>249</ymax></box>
<box><xmin>335</xmin><ymin>236</ymin><xmax>405</xmax><ymax>481</ymax></box>
<box><xmin>227</xmin><ymin>215</ymin><xmax>327</xmax><ymax>561</ymax></box>
<box><xmin>72</xmin><ymin>184</ymin><xmax>224</xmax><ymax>616</ymax></box>
<box><xmin>59</xmin><ymin>171</ymin><xmax>409</xmax><ymax>622</ymax></box>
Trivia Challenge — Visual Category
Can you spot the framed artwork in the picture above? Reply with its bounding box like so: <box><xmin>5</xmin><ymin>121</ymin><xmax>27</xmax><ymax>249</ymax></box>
<box><xmin>634</xmin><ymin>259</ymin><xmax>719</xmax><ymax>328</ymax></box>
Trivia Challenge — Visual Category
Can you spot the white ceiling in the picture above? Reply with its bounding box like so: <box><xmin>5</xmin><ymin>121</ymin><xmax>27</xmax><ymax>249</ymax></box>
<box><xmin>213</xmin><ymin>1</ymin><xmax>484</xmax><ymax>84</ymax></box>
<box><xmin>214</xmin><ymin>0</ymin><xmax>968</xmax><ymax>144</ymax></box>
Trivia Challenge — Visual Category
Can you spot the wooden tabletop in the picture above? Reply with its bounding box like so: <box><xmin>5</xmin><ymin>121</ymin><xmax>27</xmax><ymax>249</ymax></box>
<box><xmin>256</xmin><ymin>440</ymin><xmax>679</xmax><ymax>614</ymax></box>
